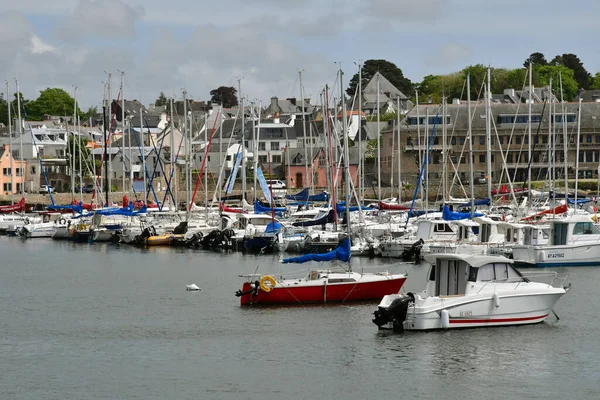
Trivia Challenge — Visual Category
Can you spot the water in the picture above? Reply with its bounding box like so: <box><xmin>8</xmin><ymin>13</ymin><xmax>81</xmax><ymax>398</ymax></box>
<box><xmin>1</xmin><ymin>237</ymin><xmax>598</xmax><ymax>399</ymax></box>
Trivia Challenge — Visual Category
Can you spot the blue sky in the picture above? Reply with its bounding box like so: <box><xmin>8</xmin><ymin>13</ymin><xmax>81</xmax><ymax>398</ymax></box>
<box><xmin>2</xmin><ymin>0</ymin><xmax>599</xmax><ymax>108</ymax></box>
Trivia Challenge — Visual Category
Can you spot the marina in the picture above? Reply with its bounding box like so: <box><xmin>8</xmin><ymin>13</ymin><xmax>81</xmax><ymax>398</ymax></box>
<box><xmin>0</xmin><ymin>237</ymin><xmax>598</xmax><ymax>399</ymax></box>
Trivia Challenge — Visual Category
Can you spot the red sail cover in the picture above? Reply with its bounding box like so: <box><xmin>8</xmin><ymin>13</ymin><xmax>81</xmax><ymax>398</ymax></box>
<box><xmin>0</xmin><ymin>197</ymin><xmax>26</xmax><ymax>213</ymax></box>
<box><xmin>378</xmin><ymin>201</ymin><xmax>410</xmax><ymax>211</ymax></box>
<box><xmin>521</xmin><ymin>204</ymin><xmax>568</xmax><ymax>222</ymax></box>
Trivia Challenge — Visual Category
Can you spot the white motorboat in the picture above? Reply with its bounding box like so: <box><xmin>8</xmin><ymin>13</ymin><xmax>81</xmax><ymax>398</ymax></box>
<box><xmin>373</xmin><ymin>253</ymin><xmax>569</xmax><ymax>331</ymax></box>
<box><xmin>512</xmin><ymin>215</ymin><xmax>600</xmax><ymax>267</ymax></box>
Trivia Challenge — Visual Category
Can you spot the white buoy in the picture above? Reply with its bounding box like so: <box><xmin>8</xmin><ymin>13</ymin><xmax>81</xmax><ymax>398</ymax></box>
<box><xmin>492</xmin><ymin>293</ymin><xmax>500</xmax><ymax>308</ymax></box>
<box><xmin>441</xmin><ymin>309</ymin><xmax>450</xmax><ymax>329</ymax></box>
<box><xmin>186</xmin><ymin>284</ymin><xmax>201</xmax><ymax>291</ymax></box>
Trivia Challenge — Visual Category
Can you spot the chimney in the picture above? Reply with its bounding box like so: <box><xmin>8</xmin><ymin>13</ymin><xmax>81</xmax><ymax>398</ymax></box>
<box><xmin>452</xmin><ymin>98</ymin><xmax>460</xmax><ymax>105</ymax></box>
<box><xmin>287</xmin><ymin>97</ymin><xmax>297</xmax><ymax>106</ymax></box>
<box><xmin>271</xmin><ymin>97</ymin><xmax>278</xmax><ymax>114</ymax></box>
<box><xmin>503</xmin><ymin>89</ymin><xmax>515</xmax><ymax>98</ymax></box>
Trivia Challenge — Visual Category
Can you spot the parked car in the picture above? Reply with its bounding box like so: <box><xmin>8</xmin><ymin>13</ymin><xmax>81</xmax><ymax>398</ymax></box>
<box><xmin>39</xmin><ymin>185</ymin><xmax>54</xmax><ymax>194</ymax></box>
<box><xmin>267</xmin><ymin>180</ymin><xmax>286</xmax><ymax>189</ymax></box>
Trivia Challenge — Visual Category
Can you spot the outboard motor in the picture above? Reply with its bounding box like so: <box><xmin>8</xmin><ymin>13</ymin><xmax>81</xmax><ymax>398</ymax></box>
<box><xmin>173</xmin><ymin>221</ymin><xmax>188</xmax><ymax>235</ymax></box>
<box><xmin>401</xmin><ymin>239</ymin><xmax>424</xmax><ymax>262</ymax></box>
<box><xmin>373</xmin><ymin>293</ymin><xmax>414</xmax><ymax>332</ymax></box>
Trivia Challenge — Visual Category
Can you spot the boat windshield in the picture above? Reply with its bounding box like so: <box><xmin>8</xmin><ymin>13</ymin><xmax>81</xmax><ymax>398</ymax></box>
<box><xmin>572</xmin><ymin>222</ymin><xmax>600</xmax><ymax>235</ymax></box>
<box><xmin>469</xmin><ymin>262</ymin><xmax>525</xmax><ymax>282</ymax></box>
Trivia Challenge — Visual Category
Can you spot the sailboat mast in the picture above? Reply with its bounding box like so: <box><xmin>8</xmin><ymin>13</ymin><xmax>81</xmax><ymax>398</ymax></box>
<box><xmin>560</xmin><ymin>72</ymin><xmax>568</xmax><ymax>200</ymax></box>
<box><xmin>141</xmin><ymin>107</ymin><xmax>147</xmax><ymax>205</ymax></box>
<box><xmin>528</xmin><ymin>63</ymin><xmax>532</xmax><ymax>199</ymax></box>
<box><xmin>415</xmin><ymin>90</ymin><xmax>422</xmax><ymax>203</ymax></box>
<box><xmin>574</xmin><ymin>97</ymin><xmax>582</xmax><ymax>209</ymax></box>
<box><xmin>397</xmin><ymin>95</ymin><xmax>402</xmax><ymax>203</ymax></box>
<box><xmin>486</xmin><ymin>67</ymin><xmax>493</xmax><ymax>202</ymax></box>
<box><xmin>239</xmin><ymin>79</ymin><xmax>246</xmax><ymax>204</ymax></box>
<box><xmin>7</xmin><ymin>81</ymin><xmax>14</xmax><ymax>204</ymax></box>
<box><xmin>78</xmin><ymin>108</ymin><xmax>82</xmax><ymax>204</ymax></box>
<box><xmin>376</xmin><ymin>73</ymin><xmax>381</xmax><ymax>201</ymax></box>
<box><xmin>16</xmin><ymin>79</ymin><xmax>23</xmax><ymax>195</ymax></box>
<box><xmin>108</xmin><ymin>73</ymin><xmax>112</xmax><ymax>203</ymax></box>
<box><xmin>252</xmin><ymin>102</ymin><xmax>257</xmax><ymax>203</ymax></box>
<box><xmin>467</xmin><ymin>74</ymin><xmax>475</xmax><ymax>218</ymax></box>
<box><xmin>299</xmin><ymin>70</ymin><xmax>308</xmax><ymax>190</ymax></box>
<box><xmin>442</xmin><ymin>95</ymin><xmax>447</xmax><ymax>203</ymax></box>
<box><xmin>183</xmin><ymin>90</ymin><xmax>189</xmax><ymax>209</ymax></box>
<box><xmin>103</xmin><ymin>103</ymin><xmax>109</xmax><ymax>206</ymax></box>
<box><xmin>548</xmin><ymin>78</ymin><xmax>554</xmax><ymax>196</ymax></box>
<box><xmin>340</xmin><ymin>68</ymin><xmax>351</xmax><ymax>239</ymax></box>
<box><xmin>357</xmin><ymin>62</ymin><xmax>363</xmax><ymax>203</ymax></box>
<box><xmin>204</xmin><ymin>112</ymin><xmax>208</xmax><ymax>221</ymax></box>
<box><xmin>72</xmin><ymin>86</ymin><xmax>77</xmax><ymax>202</ymax></box>
<box><xmin>120</xmin><ymin>72</ymin><xmax>125</xmax><ymax>199</ymax></box>
<box><xmin>169</xmin><ymin>98</ymin><xmax>176</xmax><ymax>210</ymax></box>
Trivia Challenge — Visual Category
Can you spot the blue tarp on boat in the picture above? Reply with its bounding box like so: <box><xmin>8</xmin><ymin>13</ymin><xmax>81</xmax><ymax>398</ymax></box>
<box><xmin>292</xmin><ymin>210</ymin><xmax>335</xmax><ymax>227</ymax></box>
<box><xmin>286</xmin><ymin>189</ymin><xmax>329</xmax><ymax>202</ymax></box>
<box><xmin>442</xmin><ymin>205</ymin><xmax>482</xmax><ymax>220</ymax></box>
<box><xmin>264</xmin><ymin>221</ymin><xmax>282</xmax><ymax>233</ymax></box>
<box><xmin>461</xmin><ymin>198</ymin><xmax>491</xmax><ymax>207</ymax></box>
<box><xmin>282</xmin><ymin>237</ymin><xmax>350</xmax><ymax>264</ymax></box>
<box><xmin>567</xmin><ymin>198</ymin><xmax>591</xmax><ymax>205</ymax></box>
<box><xmin>254</xmin><ymin>200</ymin><xmax>286</xmax><ymax>216</ymax></box>
<box><xmin>48</xmin><ymin>203</ymin><xmax>83</xmax><ymax>214</ymax></box>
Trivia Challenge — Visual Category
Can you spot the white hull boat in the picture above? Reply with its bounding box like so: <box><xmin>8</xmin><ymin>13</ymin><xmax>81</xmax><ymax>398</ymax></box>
<box><xmin>373</xmin><ymin>253</ymin><xmax>569</xmax><ymax>331</ymax></box>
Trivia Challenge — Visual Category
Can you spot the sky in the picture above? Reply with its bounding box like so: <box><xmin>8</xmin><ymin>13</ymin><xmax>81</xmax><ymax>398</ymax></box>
<box><xmin>2</xmin><ymin>0</ymin><xmax>600</xmax><ymax>110</ymax></box>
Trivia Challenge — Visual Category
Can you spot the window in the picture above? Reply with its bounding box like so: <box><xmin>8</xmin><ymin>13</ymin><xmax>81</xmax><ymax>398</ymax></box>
<box><xmin>2</xmin><ymin>168</ymin><xmax>11</xmax><ymax>176</ymax></box>
<box><xmin>258</xmin><ymin>142</ymin><xmax>266</xmax><ymax>151</ymax></box>
<box><xmin>459</xmin><ymin>137</ymin><xmax>465</xmax><ymax>145</ymax></box>
<box><xmin>516</xmin><ymin>136</ymin><xmax>521</xmax><ymax>145</ymax></box>
<box><xmin>572</xmin><ymin>222</ymin><xmax>600</xmax><ymax>235</ymax></box>
<box><xmin>15</xmin><ymin>168</ymin><xmax>22</xmax><ymax>176</ymax></box>
<box><xmin>451</xmin><ymin>137</ymin><xmax>456</xmax><ymax>145</ymax></box>
<box><xmin>258</xmin><ymin>155</ymin><xmax>268</xmax><ymax>163</ymax></box>
<box><xmin>479</xmin><ymin>136</ymin><xmax>485</xmax><ymax>145</ymax></box>
<box><xmin>3</xmin><ymin>183</ymin><xmax>11</xmax><ymax>191</ymax></box>
<box><xmin>479</xmin><ymin>154</ymin><xmax>486</xmax><ymax>163</ymax></box>
<box><xmin>270</xmin><ymin>142</ymin><xmax>279</xmax><ymax>151</ymax></box>
<box><xmin>499</xmin><ymin>136</ymin><xmax>504</xmax><ymax>144</ymax></box>
<box><xmin>587</xmin><ymin>135</ymin><xmax>592</xmax><ymax>143</ymax></box>
<box><xmin>272</xmin><ymin>155</ymin><xmax>282</xmax><ymax>163</ymax></box>
<box><xmin>434</xmin><ymin>223</ymin><xmax>454</xmax><ymax>233</ymax></box>
<box><xmin>554</xmin><ymin>114</ymin><xmax>576</xmax><ymax>123</ymax></box>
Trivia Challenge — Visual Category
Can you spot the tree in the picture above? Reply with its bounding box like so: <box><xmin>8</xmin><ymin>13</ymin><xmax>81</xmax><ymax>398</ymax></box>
<box><xmin>550</xmin><ymin>53</ymin><xmax>591</xmax><ymax>89</ymax></box>
<box><xmin>590</xmin><ymin>72</ymin><xmax>600</xmax><ymax>90</ymax></box>
<box><xmin>346</xmin><ymin>59</ymin><xmax>413</xmax><ymax>98</ymax></box>
<box><xmin>82</xmin><ymin>106</ymin><xmax>100</xmax><ymax>123</ymax></box>
<box><xmin>26</xmin><ymin>88</ymin><xmax>79</xmax><ymax>121</ymax></box>
<box><xmin>416</xmin><ymin>73</ymin><xmax>463</xmax><ymax>104</ymax></box>
<box><xmin>523</xmin><ymin>52</ymin><xmax>548</xmax><ymax>67</ymax></box>
<box><xmin>536</xmin><ymin>65</ymin><xmax>578</xmax><ymax>101</ymax></box>
<box><xmin>154</xmin><ymin>92</ymin><xmax>168</xmax><ymax>107</ymax></box>
<box><xmin>210</xmin><ymin>86</ymin><xmax>238</xmax><ymax>108</ymax></box>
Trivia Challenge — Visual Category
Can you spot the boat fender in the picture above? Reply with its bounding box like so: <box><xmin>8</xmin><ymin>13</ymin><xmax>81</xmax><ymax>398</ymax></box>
<box><xmin>259</xmin><ymin>275</ymin><xmax>277</xmax><ymax>292</ymax></box>
<box><xmin>440</xmin><ymin>309</ymin><xmax>450</xmax><ymax>329</ymax></box>
<box><xmin>492</xmin><ymin>293</ymin><xmax>500</xmax><ymax>308</ymax></box>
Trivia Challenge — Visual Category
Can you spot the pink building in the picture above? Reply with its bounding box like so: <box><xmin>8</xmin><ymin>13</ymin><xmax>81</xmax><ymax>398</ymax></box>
<box><xmin>286</xmin><ymin>148</ymin><xmax>359</xmax><ymax>190</ymax></box>
<box><xmin>0</xmin><ymin>144</ymin><xmax>26</xmax><ymax>196</ymax></box>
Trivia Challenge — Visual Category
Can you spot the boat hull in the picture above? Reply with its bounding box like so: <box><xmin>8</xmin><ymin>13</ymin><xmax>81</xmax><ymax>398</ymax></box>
<box><xmin>513</xmin><ymin>243</ymin><xmax>600</xmax><ymax>267</ymax></box>
<box><xmin>240</xmin><ymin>276</ymin><xmax>406</xmax><ymax>305</ymax></box>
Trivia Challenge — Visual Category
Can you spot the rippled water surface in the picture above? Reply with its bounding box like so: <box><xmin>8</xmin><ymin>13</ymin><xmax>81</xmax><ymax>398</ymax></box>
<box><xmin>1</xmin><ymin>237</ymin><xmax>598</xmax><ymax>399</ymax></box>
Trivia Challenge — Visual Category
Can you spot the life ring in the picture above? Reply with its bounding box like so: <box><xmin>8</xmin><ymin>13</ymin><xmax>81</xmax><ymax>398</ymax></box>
<box><xmin>259</xmin><ymin>275</ymin><xmax>276</xmax><ymax>292</ymax></box>
<box><xmin>59</xmin><ymin>218</ymin><xmax>66</xmax><ymax>225</ymax></box>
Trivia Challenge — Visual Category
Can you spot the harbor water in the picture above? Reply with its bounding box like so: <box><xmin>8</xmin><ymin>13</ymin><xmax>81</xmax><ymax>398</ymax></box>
<box><xmin>1</xmin><ymin>237</ymin><xmax>598</xmax><ymax>399</ymax></box>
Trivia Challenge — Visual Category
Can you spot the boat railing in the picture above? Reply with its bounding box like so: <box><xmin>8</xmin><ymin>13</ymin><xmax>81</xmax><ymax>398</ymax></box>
<box><xmin>518</xmin><ymin>271</ymin><xmax>569</xmax><ymax>288</ymax></box>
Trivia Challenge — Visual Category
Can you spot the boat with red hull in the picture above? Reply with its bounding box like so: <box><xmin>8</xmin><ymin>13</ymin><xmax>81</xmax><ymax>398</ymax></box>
<box><xmin>0</xmin><ymin>197</ymin><xmax>26</xmax><ymax>213</ymax></box>
<box><xmin>237</xmin><ymin>270</ymin><xmax>406</xmax><ymax>305</ymax></box>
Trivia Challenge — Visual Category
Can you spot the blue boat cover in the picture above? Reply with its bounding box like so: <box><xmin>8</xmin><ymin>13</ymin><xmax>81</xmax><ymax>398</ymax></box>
<box><xmin>282</xmin><ymin>237</ymin><xmax>350</xmax><ymax>264</ymax></box>
<box><xmin>264</xmin><ymin>221</ymin><xmax>282</xmax><ymax>233</ymax></box>
<box><xmin>567</xmin><ymin>198</ymin><xmax>591</xmax><ymax>205</ymax></box>
<box><xmin>292</xmin><ymin>209</ymin><xmax>335</xmax><ymax>227</ymax></box>
<box><xmin>442</xmin><ymin>205</ymin><xmax>482</xmax><ymax>220</ymax></box>
<box><xmin>461</xmin><ymin>198</ymin><xmax>490</xmax><ymax>207</ymax></box>
<box><xmin>287</xmin><ymin>188</ymin><xmax>309</xmax><ymax>201</ymax></box>
<box><xmin>254</xmin><ymin>200</ymin><xmax>286</xmax><ymax>216</ymax></box>
<box><xmin>48</xmin><ymin>202</ymin><xmax>83</xmax><ymax>214</ymax></box>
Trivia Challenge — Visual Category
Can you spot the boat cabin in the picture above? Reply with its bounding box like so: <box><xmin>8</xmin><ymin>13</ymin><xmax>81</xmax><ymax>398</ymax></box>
<box><xmin>550</xmin><ymin>215</ymin><xmax>600</xmax><ymax>245</ymax></box>
<box><xmin>423</xmin><ymin>254</ymin><xmax>525</xmax><ymax>297</ymax></box>
<box><xmin>415</xmin><ymin>219</ymin><xmax>456</xmax><ymax>241</ymax></box>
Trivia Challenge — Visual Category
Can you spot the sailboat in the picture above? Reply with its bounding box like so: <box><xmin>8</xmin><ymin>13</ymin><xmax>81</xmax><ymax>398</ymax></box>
<box><xmin>235</xmin><ymin>237</ymin><xmax>406</xmax><ymax>305</ymax></box>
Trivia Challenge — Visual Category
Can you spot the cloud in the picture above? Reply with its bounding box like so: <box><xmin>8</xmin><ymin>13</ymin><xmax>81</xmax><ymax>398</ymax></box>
<box><xmin>423</xmin><ymin>44</ymin><xmax>472</xmax><ymax>67</ymax></box>
<box><xmin>364</xmin><ymin>0</ymin><xmax>444</xmax><ymax>22</ymax></box>
<box><xmin>30</xmin><ymin>35</ymin><xmax>55</xmax><ymax>54</ymax></box>
<box><xmin>54</xmin><ymin>0</ymin><xmax>145</xmax><ymax>41</ymax></box>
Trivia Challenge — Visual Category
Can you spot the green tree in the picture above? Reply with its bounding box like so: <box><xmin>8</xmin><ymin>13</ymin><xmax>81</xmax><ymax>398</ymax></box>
<box><xmin>416</xmin><ymin>73</ymin><xmax>463</xmax><ymax>103</ymax></box>
<box><xmin>550</xmin><ymin>53</ymin><xmax>591</xmax><ymax>89</ymax></box>
<box><xmin>590</xmin><ymin>72</ymin><xmax>600</xmax><ymax>90</ymax></box>
<box><xmin>66</xmin><ymin>136</ymin><xmax>90</xmax><ymax>177</ymax></box>
<box><xmin>346</xmin><ymin>59</ymin><xmax>413</xmax><ymax>98</ymax></box>
<box><xmin>0</xmin><ymin>94</ymin><xmax>7</xmax><ymax>126</ymax></box>
<box><xmin>536</xmin><ymin>65</ymin><xmax>578</xmax><ymax>101</ymax></box>
<box><xmin>209</xmin><ymin>86</ymin><xmax>238</xmax><ymax>108</ymax></box>
<box><xmin>154</xmin><ymin>92</ymin><xmax>168</xmax><ymax>107</ymax></box>
<box><xmin>26</xmin><ymin>88</ymin><xmax>80</xmax><ymax>121</ymax></box>
<box><xmin>82</xmin><ymin>106</ymin><xmax>100</xmax><ymax>123</ymax></box>
<box><xmin>523</xmin><ymin>52</ymin><xmax>548</xmax><ymax>67</ymax></box>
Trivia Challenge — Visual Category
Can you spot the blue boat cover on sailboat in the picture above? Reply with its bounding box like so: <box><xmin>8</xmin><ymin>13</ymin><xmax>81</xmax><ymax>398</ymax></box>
<box><xmin>567</xmin><ymin>198</ymin><xmax>591</xmax><ymax>205</ymax></box>
<box><xmin>461</xmin><ymin>198</ymin><xmax>491</xmax><ymax>207</ymax></box>
<box><xmin>287</xmin><ymin>188</ymin><xmax>309</xmax><ymax>201</ymax></box>
<box><xmin>442</xmin><ymin>205</ymin><xmax>482</xmax><ymax>220</ymax></box>
<box><xmin>254</xmin><ymin>200</ymin><xmax>287</xmax><ymax>216</ymax></box>
<box><xmin>264</xmin><ymin>221</ymin><xmax>282</xmax><ymax>233</ymax></box>
<box><xmin>281</xmin><ymin>237</ymin><xmax>351</xmax><ymax>264</ymax></box>
<box><xmin>48</xmin><ymin>203</ymin><xmax>83</xmax><ymax>214</ymax></box>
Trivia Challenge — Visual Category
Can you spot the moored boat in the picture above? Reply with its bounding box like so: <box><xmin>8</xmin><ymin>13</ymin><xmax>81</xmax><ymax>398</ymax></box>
<box><xmin>372</xmin><ymin>253</ymin><xmax>570</xmax><ymax>332</ymax></box>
